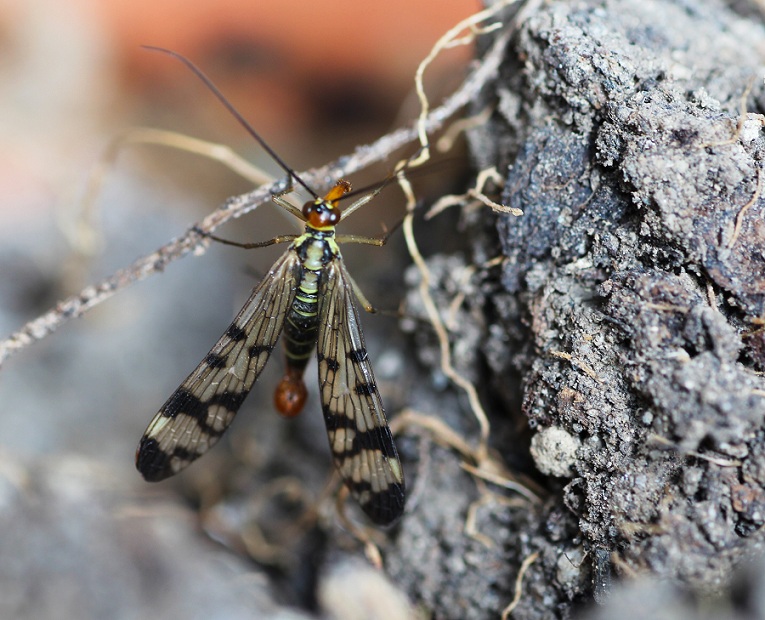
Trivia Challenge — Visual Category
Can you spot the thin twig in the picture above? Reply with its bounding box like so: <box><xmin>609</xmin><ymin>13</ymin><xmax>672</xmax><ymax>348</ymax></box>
<box><xmin>698</xmin><ymin>77</ymin><xmax>759</xmax><ymax>149</ymax></box>
<box><xmin>399</xmin><ymin>0</ymin><xmax>524</xmax><ymax>465</ymax></box>
<box><xmin>550</xmin><ymin>350</ymin><xmax>601</xmax><ymax>382</ymax></box>
<box><xmin>0</xmin><ymin>11</ymin><xmax>514</xmax><ymax>369</ymax></box>
<box><xmin>727</xmin><ymin>166</ymin><xmax>762</xmax><ymax>249</ymax></box>
<box><xmin>425</xmin><ymin>166</ymin><xmax>522</xmax><ymax>219</ymax></box>
<box><xmin>501</xmin><ymin>551</ymin><xmax>539</xmax><ymax>619</ymax></box>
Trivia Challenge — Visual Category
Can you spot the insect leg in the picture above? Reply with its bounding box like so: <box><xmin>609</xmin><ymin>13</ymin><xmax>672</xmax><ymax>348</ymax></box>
<box><xmin>335</xmin><ymin>213</ymin><xmax>405</xmax><ymax>248</ymax></box>
<box><xmin>338</xmin><ymin>183</ymin><xmax>388</xmax><ymax>221</ymax></box>
<box><xmin>201</xmin><ymin>232</ymin><xmax>299</xmax><ymax>250</ymax></box>
<box><xmin>272</xmin><ymin>191</ymin><xmax>305</xmax><ymax>221</ymax></box>
<box><xmin>343</xmin><ymin>270</ymin><xmax>378</xmax><ymax>315</ymax></box>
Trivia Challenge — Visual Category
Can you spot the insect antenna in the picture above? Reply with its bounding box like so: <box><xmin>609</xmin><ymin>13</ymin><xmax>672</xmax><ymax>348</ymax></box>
<box><xmin>142</xmin><ymin>45</ymin><xmax>319</xmax><ymax>199</ymax></box>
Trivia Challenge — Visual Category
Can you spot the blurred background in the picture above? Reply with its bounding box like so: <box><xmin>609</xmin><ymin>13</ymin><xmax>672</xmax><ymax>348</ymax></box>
<box><xmin>0</xmin><ymin>0</ymin><xmax>478</xmax><ymax>469</ymax></box>
<box><xmin>0</xmin><ymin>0</ymin><xmax>478</xmax><ymax>617</ymax></box>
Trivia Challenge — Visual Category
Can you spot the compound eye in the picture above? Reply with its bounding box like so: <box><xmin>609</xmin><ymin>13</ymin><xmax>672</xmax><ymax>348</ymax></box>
<box><xmin>303</xmin><ymin>201</ymin><xmax>340</xmax><ymax>228</ymax></box>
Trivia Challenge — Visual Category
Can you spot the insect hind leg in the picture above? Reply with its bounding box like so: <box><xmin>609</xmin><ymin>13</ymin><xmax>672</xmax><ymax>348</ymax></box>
<box><xmin>194</xmin><ymin>227</ymin><xmax>298</xmax><ymax>250</ymax></box>
<box><xmin>335</xmin><ymin>215</ymin><xmax>404</xmax><ymax>248</ymax></box>
<box><xmin>343</xmin><ymin>270</ymin><xmax>379</xmax><ymax>314</ymax></box>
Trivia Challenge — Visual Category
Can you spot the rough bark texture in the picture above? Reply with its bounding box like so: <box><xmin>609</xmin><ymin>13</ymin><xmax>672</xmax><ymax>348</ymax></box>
<box><xmin>417</xmin><ymin>0</ymin><xmax>765</xmax><ymax>616</ymax></box>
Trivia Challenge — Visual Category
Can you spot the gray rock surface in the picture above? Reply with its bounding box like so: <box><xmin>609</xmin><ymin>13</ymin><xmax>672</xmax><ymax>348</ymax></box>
<box><xmin>443</xmin><ymin>0</ymin><xmax>765</xmax><ymax>616</ymax></box>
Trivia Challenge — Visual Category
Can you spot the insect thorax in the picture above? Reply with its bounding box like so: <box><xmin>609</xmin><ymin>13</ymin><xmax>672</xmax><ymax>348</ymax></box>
<box><xmin>282</xmin><ymin>230</ymin><xmax>340</xmax><ymax>373</ymax></box>
<box><xmin>293</xmin><ymin>227</ymin><xmax>341</xmax><ymax>270</ymax></box>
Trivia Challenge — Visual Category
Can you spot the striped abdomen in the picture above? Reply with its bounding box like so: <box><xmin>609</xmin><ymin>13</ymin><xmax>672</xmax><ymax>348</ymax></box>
<box><xmin>274</xmin><ymin>231</ymin><xmax>335</xmax><ymax>416</ymax></box>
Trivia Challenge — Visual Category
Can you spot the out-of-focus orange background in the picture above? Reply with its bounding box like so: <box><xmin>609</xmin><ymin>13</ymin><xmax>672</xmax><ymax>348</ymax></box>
<box><xmin>0</xmin><ymin>0</ymin><xmax>478</xmax><ymax>232</ymax></box>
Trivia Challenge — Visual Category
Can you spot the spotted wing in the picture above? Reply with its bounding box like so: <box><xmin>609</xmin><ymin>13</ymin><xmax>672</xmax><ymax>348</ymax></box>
<box><xmin>317</xmin><ymin>261</ymin><xmax>405</xmax><ymax>525</ymax></box>
<box><xmin>136</xmin><ymin>249</ymin><xmax>301</xmax><ymax>481</ymax></box>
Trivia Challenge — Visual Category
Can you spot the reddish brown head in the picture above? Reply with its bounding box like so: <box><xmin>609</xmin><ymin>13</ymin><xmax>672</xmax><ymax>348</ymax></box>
<box><xmin>302</xmin><ymin>180</ymin><xmax>351</xmax><ymax>230</ymax></box>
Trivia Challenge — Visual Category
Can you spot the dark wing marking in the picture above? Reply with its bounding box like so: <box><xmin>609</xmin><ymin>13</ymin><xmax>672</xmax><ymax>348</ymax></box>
<box><xmin>136</xmin><ymin>250</ymin><xmax>301</xmax><ymax>481</ymax></box>
<box><xmin>317</xmin><ymin>260</ymin><xmax>405</xmax><ymax>525</ymax></box>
